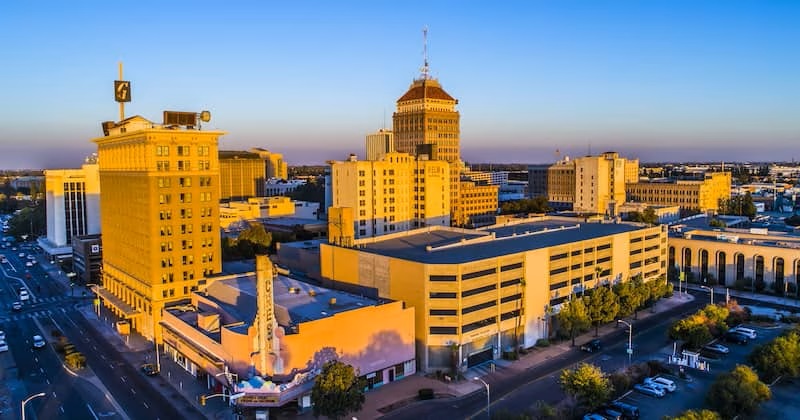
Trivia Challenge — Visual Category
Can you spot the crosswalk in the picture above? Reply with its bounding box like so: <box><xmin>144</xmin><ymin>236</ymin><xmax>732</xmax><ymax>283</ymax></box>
<box><xmin>1</xmin><ymin>306</ymin><xmax>70</xmax><ymax>321</ymax></box>
<box><xmin>6</xmin><ymin>295</ymin><xmax>69</xmax><ymax>307</ymax></box>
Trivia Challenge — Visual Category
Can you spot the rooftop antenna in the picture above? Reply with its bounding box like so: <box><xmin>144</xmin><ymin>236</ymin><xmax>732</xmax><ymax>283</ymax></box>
<box><xmin>420</xmin><ymin>26</ymin><xmax>431</xmax><ymax>80</ymax></box>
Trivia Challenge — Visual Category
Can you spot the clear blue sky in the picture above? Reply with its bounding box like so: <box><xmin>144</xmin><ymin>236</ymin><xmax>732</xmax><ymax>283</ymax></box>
<box><xmin>1</xmin><ymin>1</ymin><xmax>798</xmax><ymax>169</ymax></box>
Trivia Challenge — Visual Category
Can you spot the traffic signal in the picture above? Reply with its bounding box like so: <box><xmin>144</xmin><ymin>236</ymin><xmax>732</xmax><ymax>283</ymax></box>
<box><xmin>199</xmin><ymin>395</ymin><xmax>206</xmax><ymax>406</ymax></box>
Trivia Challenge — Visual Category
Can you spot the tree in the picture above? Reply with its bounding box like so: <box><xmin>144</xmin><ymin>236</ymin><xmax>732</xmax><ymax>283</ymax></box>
<box><xmin>667</xmin><ymin>409</ymin><xmax>721</xmax><ymax>420</ymax></box>
<box><xmin>556</xmin><ymin>298</ymin><xmax>590</xmax><ymax>346</ymax></box>
<box><xmin>311</xmin><ymin>360</ymin><xmax>366</xmax><ymax>420</ymax></box>
<box><xmin>585</xmin><ymin>286</ymin><xmax>619</xmax><ymax>337</ymax></box>
<box><xmin>236</xmin><ymin>222</ymin><xmax>272</xmax><ymax>257</ymax></box>
<box><xmin>748</xmin><ymin>330</ymin><xmax>800</xmax><ymax>383</ymax></box>
<box><xmin>630</xmin><ymin>276</ymin><xmax>650</xmax><ymax>319</ymax></box>
<box><xmin>614</xmin><ymin>281</ymin><xmax>641</xmax><ymax>319</ymax></box>
<box><xmin>559</xmin><ymin>363</ymin><xmax>613</xmax><ymax>412</ymax></box>
<box><xmin>706</xmin><ymin>365</ymin><xmax>771</xmax><ymax>419</ymax></box>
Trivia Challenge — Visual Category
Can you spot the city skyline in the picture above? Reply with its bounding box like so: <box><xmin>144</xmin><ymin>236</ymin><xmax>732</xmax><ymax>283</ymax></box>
<box><xmin>1</xmin><ymin>0</ymin><xmax>798</xmax><ymax>169</ymax></box>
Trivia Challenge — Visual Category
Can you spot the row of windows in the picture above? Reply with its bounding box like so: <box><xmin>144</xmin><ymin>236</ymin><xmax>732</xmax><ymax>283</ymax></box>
<box><xmin>155</xmin><ymin>145</ymin><xmax>210</xmax><ymax>156</ymax></box>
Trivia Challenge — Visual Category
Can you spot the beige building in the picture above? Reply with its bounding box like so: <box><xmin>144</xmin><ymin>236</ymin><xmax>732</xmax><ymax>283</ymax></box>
<box><xmin>365</xmin><ymin>129</ymin><xmax>394</xmax><ymax>161</ymax></box>
<box><xmin>219</xmin><ymin>150</ymin><xmax>265</xmax><ymax>201</ymax></box>
<box><xmin>39</xmin><ymin>163</ymin><xmax>101</xmax><ymax>257</ymax></box>
<box><xmin>328</xmin><ymin>152</ymin><xmax>451</xmax><ymax>239</ymax></box>
<box><xmin>92</xmin><ymin>114</ymin><xmax>223</xmax><ymax>342</ymax></box>
<box><xmin>160</xmin><ymin>256</ymin><xmax>415</xmax><ymax>413</ymax></box>
<box><xmin>626</xmin><ymin>172</ymin><xmax>731</xmax><ymax>212</ymax></box>
<box><xmin>669</xmin><ymin>223</ymin><xmax>800</xmax><ymax>294</ymax></box>
<box><xmin>319</xmin><ymin>216</ymin><xmax>667</xmax><ymax>371</ymax></box>
<box><xmin>251</xmin><ymin>147</ymin><xmax>288</xmax><ymax>180</ymax></box>
<box><xmin>219</xmin><ymin>196</ymin><xmax>306</xmax><ymax>229</ymax></box>
<box><xmin>456</xmin><ymin>181</ymin><xmax>499</xmax><ymax>227</ymax></box>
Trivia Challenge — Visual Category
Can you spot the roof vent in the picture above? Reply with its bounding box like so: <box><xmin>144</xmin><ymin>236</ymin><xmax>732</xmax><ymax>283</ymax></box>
<box><xmin>329</xmin><ymin>297</ymin><xmax>337</xmax><ymax>308</ymax></box>
<box><xmin>309</xmin><ymin>289</ymin><xmax>317</xmax><ymax>297</ymax></box>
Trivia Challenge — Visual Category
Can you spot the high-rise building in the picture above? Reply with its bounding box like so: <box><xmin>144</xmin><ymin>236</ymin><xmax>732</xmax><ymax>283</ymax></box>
<box><xmin>92</xmin><ymin>114</ymin><xmax>223</xmax><ymax>342</ymax></box>
<box><xmin>328</xmin><ymin>152</ymin><xmax>450</xmax><ymax>239</ymax></box>
<box><xmin>365</xmin><ymin>129</ymin><xmax>394</xmax><ymax>161</ymax></box>
<box><xmin>39</xmin><ymin>163</ymin><xmax>101</xmax><ymax>257</ymax></box>
<box><xmin>219</xmin><ymin>150</ymin><xmax>266</xmax><ymax>201</ymax></box>
<box><xmin>250</xmin><ymin>147</ymin><xmax>288</xmax><ymax>180</ymax></box>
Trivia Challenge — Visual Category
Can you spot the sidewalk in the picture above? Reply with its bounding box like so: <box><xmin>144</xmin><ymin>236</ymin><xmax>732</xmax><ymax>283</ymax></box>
<box><xmin>683</xmin><ymin>283</ymin><xmax>800</xmax><ymax>311</ymax></box>
<box><xmin>349</xmin><ymin>292</ymin><xmax>696</xmax><ymax>419</ymax></box>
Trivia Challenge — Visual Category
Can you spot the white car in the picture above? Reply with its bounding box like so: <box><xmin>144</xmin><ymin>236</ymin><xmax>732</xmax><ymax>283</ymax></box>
<box><xmin>19</xmin><ymin>253</ymin><xmax>25</xmax><ymax>258</ymax></box>
<box><xmin>32</xmin><ymin>335</ymin><xmax>46</xmax><ymax>349</ymax></box>
<box><xmin>0</xmin><ymin>330</ymin><xmax>5</xmax><ymax>341</ymax></box>
<box><xmin>0</xmin><ymin>340</ymin><xmax>8</xmax><ymax>352</ymax></box>
<box><xmin>25</xmin><ymin>261</ymin><xmax>33</xmax><ymax>267</ymax></box>
<box><xmin>634</xmin><ymin>383</ymin><xmax>665</xmax><ymax>398</ymax></box>
<box><xmin>647</xmin><ymin>376</ymin><xmax>676</xmax><ymax>392</ymax></box>
<box><xmin>19</xmin><ymin>290</ymin><xmax>29</xmax><ymax>301</ymax></box>
<box><xmin>731</xmin><ymin>326</ymin><xmax>758</xmax><ymax>339</ymax></box>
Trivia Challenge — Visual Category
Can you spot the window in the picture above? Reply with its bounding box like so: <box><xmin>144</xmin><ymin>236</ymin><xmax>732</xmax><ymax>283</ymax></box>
<box><xmin>177</xmin><ymin>145</ymin><xmax>191</xmax><ymax>156</ymax></box>
<box><xmin>429</xmin><ymin>292</ymin><xmax>457</xmax><ymax>299</ymax></box>
<box><xmin>462</xmin><ymin>316</ymin><xmax>495</xmax><ymax>333</ymax></box>
<box><xmin>462</xmin><ymin>300</ymin><xmax>496</xmax><ymax>314</ymax></box>
<box><xmin>429</xmin><ymin>309</ymin><xmax>457</xmax><ymax>316</ymax></box>
<box><xmin>179</xmin><ymin>177</ymin><xmax>192</xmax><ymax>187</ymax></box>
<box><xmin>500</xmin><ymin>262</ymin><xmax>523</xmax><ymax>272</ymax></box>
<box><xmin>597</xmin><ymin>243</ymin><xmax>611</xmax><ymax>251</ymax></box>
<box><xmin>156</xmin><ymin>145</ymin><xmax>170</xmax><ymax>156</ymax></box>
<box><xmin>462</xmin><ymin>284</ymin><xmax>496</xmax><ymax>298</ymax></box>
<box><xmin>159</xmin><ymin>194</ymin><xmax>171</xmax><ymax>204</ymax></box>
<box><xmin>158</xmin><ymin>177</ymin><xmax>171</xmax><ymax>188</ymax></box>
<box><xmin>549</xmin><ymin>267</ymin><xmax>568</xmax><ymax>276</ymax></box>
<box><xmin>501</xmin><ymin>293</ymin><xmax>522</xmax><ymax>303</ymax></box>
<box><xmin>429</xmin><ymin>327</ymin><xmax>458</xmax><ymax>335</ymax></box>
<box><xmin>501</xmin><ymin>278</ymin><xmax>522</xmax><ymax>288</ymax></box>
<box><xmin>463</xmin><ymin>268</ymin><xmax>496</xmax><ymax>280</ymax></box>
<box><xmin>549</xmin><ymin>281</ymin><xmax>568</xmax><ymax>290</ymax></box>
<box><xmin>550</xmin><ymin>252</ymin><xmax>568</xmax><ymax>261</ymax></box>
<box><xmin>429</xmin><ymin>275</ymin><xmax>457</xmax><ymax>282</ymax></box>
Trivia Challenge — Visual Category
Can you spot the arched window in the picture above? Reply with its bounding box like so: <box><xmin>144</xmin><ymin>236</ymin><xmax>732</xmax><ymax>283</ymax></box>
<box><xmin>735</xmin><ymin>254</ymin><xmax>745</xmax><ymax>283</ymax></box>
<box><xmin>755</xmin><ymin>256</ymin><xmax>765</xmax><ymax>291</ymax></box>
<box><xmin>717</xmin><ymin>252</ymin><xmax>726</xmax><ymax>286</ymax></box>
<box><xmin>683</xmin><ymin>248</ymin><xmax>692</xmax><ymax>276</ymax></box>
<box><xmin>775</xmin><ymin>257</ymin><xmax>785</xmax><ymax>294</ymax></box>
<box><xmin>700</xmin><ymin>250</ymin><xmax>709</xmax><ymax>282</ymax></box>
<box><xmin>668</xmin><ymin>246</ymin><xmax>676</xmax><ymax>269</ymax></box>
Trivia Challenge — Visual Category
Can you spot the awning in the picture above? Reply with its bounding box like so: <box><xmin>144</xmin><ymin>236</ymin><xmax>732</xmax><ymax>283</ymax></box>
<box><xmin>91</xmin><ymin>286</ymin><xmax>142</xmax><ymax>318</ymax></box>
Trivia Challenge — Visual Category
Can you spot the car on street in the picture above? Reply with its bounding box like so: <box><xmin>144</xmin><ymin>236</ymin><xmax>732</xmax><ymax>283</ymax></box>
<box><xmin>703</xmin><ymin>343</ymin><xmax>730</xmax><ymax>354</ymax></box>
<box><xmin>580</xmin><ymin>338</ymin><xmax>602</xmax><ymax>353</ymax></box>
<box><xmin>633</xmin><ymin>383</ymin><xmax>665</xmax><ymax>398</ymax></box>
<box><xmin>11</xmin><ymin>301</ymin><xmax>23</xmax><ymax>311</ymax></box>
<box><xmin>25</xmin><ymin>261</ymin><xmax>32</xmax><ymax>267</ymax></box>
<box><xmin>646</xmin><ymin>376</ymin><xmax>676</xmax><ymax>393</ymax></box>
<box><xmin>32</xmin><ymin>335</ymin><xmax>46</xmax><ymax>349</ymax></box>
<box><xmin>730</xmin><ymin>326</ymin><xmax>758</xmax><ymax>339</ymax></box>
<box><xmin>19</xmin><ymin>290</ymin><xmax>29</xmax><ymax>301</ymax></box>
<box><xmin>141</xmin><ymin>363</ymin><xmax>159</xmax><ymax>376</ymax></box>
<box><xmin>724</xmin><ymin>331</ymin><xmax>749</xmax><ymax>345</ymax></box>
<box><xmin>0</xmin><ymin>330</ymin><xmax>5</xmax><ymax>341</ymax></box>
<box><xmin>0</xmin><ymin>340</ymin><xmax>8</xmax><ymax>352</ymax></box>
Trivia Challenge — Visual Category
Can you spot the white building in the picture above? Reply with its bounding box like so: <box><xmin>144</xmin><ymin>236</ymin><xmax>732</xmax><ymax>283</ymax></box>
<box><xmin>39</xmin><ymin>163</ymin><xmax>101</xmax><ymax>258</ymax></box>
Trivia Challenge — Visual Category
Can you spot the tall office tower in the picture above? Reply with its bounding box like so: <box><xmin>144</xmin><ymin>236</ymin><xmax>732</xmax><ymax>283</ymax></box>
<box><xmin>219</xmin><ymin>150</ymin><xmax>266</xmax><ymax>201</ymax></box>
<box><xmin>40</xmin><ymin>163</ymin><xmax>101</xmax><ymax>256</ymax></box>
<box><xmin>365</xmin><ymin>129</ymin><xmax>394</xmax><ymax>161</ymax></box>
<box><xmin>93</xmin><ymin>114</ymin><xmax>223</xmax><ymax>342</ymax></box>
<box><xmin>328</xmin><ymin>152</ymin><xmax>450</xmax><ymax>239</ymax></box>
<box><xmin>573</xmin><ymin>152</ymin><xmax>629</xmax><ymax>216</ymax></box>
<box><xmin>250</xmin><ymin>148</ymin><xmax>288</xmax><ymax>180</ymax></box>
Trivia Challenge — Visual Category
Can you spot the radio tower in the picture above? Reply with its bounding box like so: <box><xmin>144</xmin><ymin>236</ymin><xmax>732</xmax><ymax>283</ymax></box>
<box><xmin>420</xmin><ymin>26</ymin><xmax>431</xmax><ymax>80</ymax></box>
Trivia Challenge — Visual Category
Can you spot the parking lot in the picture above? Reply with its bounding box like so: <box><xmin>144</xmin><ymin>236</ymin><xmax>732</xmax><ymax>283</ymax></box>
<box><xmin>612</xmin><ymin>323</ymin><xmax>788</xmax><ymax>419</ymax></box>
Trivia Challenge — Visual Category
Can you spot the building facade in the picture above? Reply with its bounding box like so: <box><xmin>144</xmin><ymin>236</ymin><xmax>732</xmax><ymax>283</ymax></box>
<box><xmin>456</xmin><ymin>181</ymin><xmax>499</xmax><ymax>227</ymax></box>
<box><xmin>159</xmin><ymin>256</ymin><xmax>415</xmax><ymax>414</ymax></box>
<box><xmin>251</xmin><ymin>148</ymin><xmax>288</xmax><ymax>180</ymax></box>
<box><xmin>40</xmin><ymin>163</ymin><xmax>101</xmax><ymax>257</ymax></box>
<box><xmin>71</xmin><ymin>234</ymin><xmax>102</xmax><ymax>285</ymax></box>
<box><xmin>365</xmin><ymin>129</ymin><xmax>394</xmax><ymax>161</ymax></box>
<box><xmin>92</xmin><ymin>115</ymin><xmax>223</xmax><ymax>342</ymax></box>
<box><xmin>328</xmin><ymin>152</ymin><xmax>451</xmax><ymax>239</ymax></box>
<box><xmin>319</xmin><ymin>217</ymin><xmax>667</xmax><ymax>372</ymax></box>
<box><xmin>626</xmin><ymin>172</ymin><xmax>731</xmax><ymax>212</ymax></box>
<box><xmin>219</xmin><ymin>150</ymin><xmax>266</xmax><ymax>201</ymax></box>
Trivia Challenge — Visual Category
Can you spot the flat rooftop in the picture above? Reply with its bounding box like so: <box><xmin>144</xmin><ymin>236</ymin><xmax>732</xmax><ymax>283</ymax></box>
<box><xmin>353</xmin><ymin>220</ymin><xmax>644</xmax><ymax>264</ymax></box>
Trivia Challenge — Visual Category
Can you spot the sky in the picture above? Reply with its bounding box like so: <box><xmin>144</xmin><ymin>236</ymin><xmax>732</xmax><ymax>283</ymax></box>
<box><xmin>0</xmin><ymin>1</ymin><xmax>798</xmax><ymax>170</ymax></box>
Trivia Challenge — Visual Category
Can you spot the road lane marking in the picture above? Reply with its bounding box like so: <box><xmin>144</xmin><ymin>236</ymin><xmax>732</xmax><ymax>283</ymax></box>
<box><xmin>121</xmin><ymin>376</ymin><xmax>126</xmax><ymax>382</ymax></box>
<box><xmin>60</xmin><ymin>406</ymin><xmax>64</xmax><ymax>413</ymax></box>
<box><xmin>40</xmin><ymin>367</ymin><xmax>45</xmax><ymax>373</ymax></box>
<box><xmin>52</xmin><ymin>391</ymin><xmax>57</xmax><ymax>398</ymax></box>
<box><xmin>46</xmin><ymin>379</ymin><xmax>50</xmax><ymax>384</ymax></box>
<box><xmin>87</xmin><ymin>403</ymin><xmax>99</xmax><ymax>420</ymax></box>
<box><xmin>130</xmin><ymin>388</ymin><xmax>136</xmax><ymax>395</ymax></box>
<box><xmin>143</xmin><ymin>402</ymin><xmax>149</xmax><ymax>408</ymax></box>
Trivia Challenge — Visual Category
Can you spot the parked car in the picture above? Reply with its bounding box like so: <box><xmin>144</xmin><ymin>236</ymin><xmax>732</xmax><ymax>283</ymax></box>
<box><xmin>19</xmin><ymin>290</ymin><xmax>29</xmax><ymax>301</ymax></box>
<box><xmin>32</xmin><ymin>335</ymin><xmax>46</xmax><ymax>349</ymax></box>
<box><xmin>582</xmin><ymin>414</ymin><xmax>606</xmax><ymax>420</ymax></box>
<box><xmin>724</xmin><ymin>331</ymin><xmax>749</xmax><ymax>345</ymax></box>
<box><xmin>703</xmin><ymin>343</ymin><xmax>730</xmax><ymax>354</ymax></box>
<box><xmin>607</xmin><ymin>401</ymin><xmax>640</xmax><ymax>419</ymax></box>
<box><xmin>11</xmin><ymin>301</ymin><xmax>22</xmax><ymax>311</ymax></box>
<box><xmin>0</xmin><ymin>330</ymin><xmax>5</xmax><ymax>341</ymax></box>
<box><xmin>633</xmin><ymin>383</ymin><xmax>665</xmax><ymax>398</ymax></box>
<box><xmin>730</xmin><ymin>326</ymin><xmax>757</xmax><ymax>339</ymax></box>
<box><xmin>647</xmin><ymin>377</ymin><xmax>676</xmax><ymax>393</ymax></box>
<box><xmin>598</xmin><ymin>407</ymin><xmax>623</xmax><ymax>420</ymax></box>
<box><xmin>580</xmin><ymin>339</ymin><xmax>602</xmax><ymax>353</ymax></box>
<box><xmin>141</xmin><ymin>363</ymin><xmax>159</xmax><ymax>376</ymax></box>
<box><xmin>0</xmin><ymin>340</ymin><xmax>8</xmax><ymax>352</ymax></box>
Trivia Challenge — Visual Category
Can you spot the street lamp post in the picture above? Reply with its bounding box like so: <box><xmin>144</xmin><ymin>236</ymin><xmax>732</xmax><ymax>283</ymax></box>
<box><xmin>699</xmin><ymin>285</ymin><xmax>714</xmax><ymax>305</ymax></box>
<box><xmin>617</xmin><ymin>320</ymin><xmax>633</xmax><ymax>366</ymax></box>
<box><xmin>66</xmin><ymin>272</ymin><xmax>76</xmax><ymax>297</ymax></box>
<box><xmin>21</xmin><ymin>392</ymin><xmax>46</xmax><ymax>420</ymax></box>
<box><xmin>473</xmin><ymin>377</ymin><xmax>490</xmax><ymax>419</ymax></box>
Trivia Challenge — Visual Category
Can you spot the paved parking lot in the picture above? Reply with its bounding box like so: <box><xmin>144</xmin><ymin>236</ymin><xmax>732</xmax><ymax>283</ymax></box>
<box><xmin>612</xmin><ymin>323</ymin><xmax>788</xmax><ymax>419</ymax></box>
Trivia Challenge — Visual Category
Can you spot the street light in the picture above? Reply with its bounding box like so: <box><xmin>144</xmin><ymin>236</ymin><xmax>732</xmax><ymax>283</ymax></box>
<box><xmin>617</xmin><ymin>320</ymin><xmax>633</xmax><ymax>367</ymax></box>
<box><xmin>21</xmin><ymin>392</ymin><xmax>46</xmax><ymax>420</ymax></box>
<box><xmin>473</xmin><ymin>377</ymin><xmax>490</xmax><ymax>419</ymax></box>
<box><xmin>66</xmin><ymin>272</ymin><xmax>77</xmax><ymax>297</ymax></box>
<box><xmin>699</xmin><ymin>285</ymin><xmax>714</xmax><ymax>305</ymax></box>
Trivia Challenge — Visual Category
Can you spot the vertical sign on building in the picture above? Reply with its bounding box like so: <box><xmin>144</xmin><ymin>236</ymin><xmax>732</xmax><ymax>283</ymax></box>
<box><xmin>114</xmin><ymin>62</ymin><xmax>130</xmax><ymax>121</ymax></box>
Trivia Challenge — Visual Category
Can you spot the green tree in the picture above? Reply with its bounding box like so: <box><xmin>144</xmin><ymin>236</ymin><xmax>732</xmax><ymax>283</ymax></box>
<box><xmin>630</xmin><ymin>276</ymin><xmax>650</xmax><ymax>319</ymax></box>
<box><xmin>669</xmin><ymin>315</ymin><xmax>713</xmax><ymax>349</ymax></box>
<box><xmin>586</xmin><ymin>286</ymin><xmax>619</xmax><ymax>337</ymax></box>
<box><xmin>709</xmin><ymin>218</ymin><xmax>726</xmax><ymax>228</ymax></box>
<box><xmin>311</xmin><ymin>360</ymin><xmax>366</xmax><ymax>420</ymax></box>
<box><xmin>556</xmin><ymin>298</ymin><xmax>591</xmax><ymax>346</ymax></box>
<box><xmin>237</xmin><ymin>222</ymin><xmax>272</xmax><ymax>257</ymax></box>
<box><xmin>706</xmin><ymin>365</ymin><xmax>771</xmax><ymax>419</ymax></box>
<box><xmin>614</xmin><ymin>281</ymin><xmax>642</xmax><ymax>319</ymax></box>
<box><xmin>748</xmin><ymin>331</ymin><xmax>800</xmax><ymax>383</ymax></box>
<box><xmin>666</xmin><ymin>409</ymin><xmax>721</xmax><ymax>420</ymax></box>
<box><xmin>499</xmin><ymin>197</ymin><xmax>552</xmax><ymax>215</ymax></box>
<box><xmin>559</xmin><ymin>363</ymin><xmax>613</xmax><ymax>412</ymax></box>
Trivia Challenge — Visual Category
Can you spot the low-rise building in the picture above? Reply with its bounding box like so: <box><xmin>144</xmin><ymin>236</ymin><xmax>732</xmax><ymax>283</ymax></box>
<box><xmin>626</xmin><ymin>172</ymin><xmax>731</xmax><ymax>212</ymax></box>
<box><xmin>160</xmin><ymin>256</ymin><xmax>415</xmax><ymax>416</ymax></box>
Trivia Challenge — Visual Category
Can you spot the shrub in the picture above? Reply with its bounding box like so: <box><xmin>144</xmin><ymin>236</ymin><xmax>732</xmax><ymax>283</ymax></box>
<box><xmin>418</xmin><ymin>388</ymin><xmax>434</xmax><ymax>400</ymax></box>
<box><xmin>608</xmin><ymin>372</ymin><xmax>632</xmax><ymax>399</ymax></box>
<box><xmin>536</xmin><ymin>338</ymin><xmax>550</xmax><ymax>347</ymax></box>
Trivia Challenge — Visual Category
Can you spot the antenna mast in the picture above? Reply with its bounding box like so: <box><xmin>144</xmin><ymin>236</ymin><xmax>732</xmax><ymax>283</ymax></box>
<box><xmin>420</xmin><ymin>26</ymin><xmax>430</xmax><ymax>80</ymax></box>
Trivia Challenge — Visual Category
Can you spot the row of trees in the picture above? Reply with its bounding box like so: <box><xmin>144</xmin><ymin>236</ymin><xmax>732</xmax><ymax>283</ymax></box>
<box><xmin>556</xmin><ymin>276</ymin><xmax>673</xmax><ymax>345</ymax></box>
<box><xmin>624</xmin><ymin>207</ymin><xmax>658</xmax><ymax>225</ymax></box>
<box><xmin>668</xmin><ymin>302</ymin><xmax>746</xmax><ymax>349</ymax></box>
<box><xmin>498</xmin><ymin>197</ymin><xmax>551</xmax><ymax>215</ymax></box>
<box><xmin>718</xmin><ymin>192</ymin><xmax>757</xmax><ymax>218</ymax></box>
